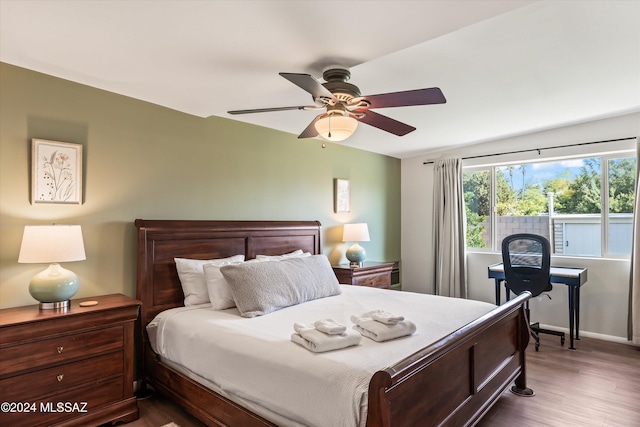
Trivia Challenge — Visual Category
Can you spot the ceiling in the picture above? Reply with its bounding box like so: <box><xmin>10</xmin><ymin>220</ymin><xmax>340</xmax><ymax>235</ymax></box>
<box><xmin>1</xmin><ymin>1</ymin><xmax>638</xmax><ymax>159</ymax></box>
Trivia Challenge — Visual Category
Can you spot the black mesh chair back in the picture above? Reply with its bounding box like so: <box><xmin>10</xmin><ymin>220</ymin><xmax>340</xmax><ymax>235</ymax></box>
<box><xmin>501</xmin><ymin>233</ymin><xmax>564</xmax><ymax>350</ymax></box>
<box><xmin>502</xmin><ymin>233</ymin><xmax>552</xmax><ymax>297</ymax></box>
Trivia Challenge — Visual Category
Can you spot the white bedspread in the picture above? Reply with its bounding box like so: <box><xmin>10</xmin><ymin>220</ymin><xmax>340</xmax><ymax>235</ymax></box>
<box><xmin>148</xmin><ymin>285</ymin><xmax>495</xmax><ymax>427</ymax></box>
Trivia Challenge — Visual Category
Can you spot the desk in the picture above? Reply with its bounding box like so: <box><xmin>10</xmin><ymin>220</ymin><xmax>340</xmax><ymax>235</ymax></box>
<box><xmin>488</xmin><ymin>263</ymin><xmax>588</xmax><ymax>350</ymax></box>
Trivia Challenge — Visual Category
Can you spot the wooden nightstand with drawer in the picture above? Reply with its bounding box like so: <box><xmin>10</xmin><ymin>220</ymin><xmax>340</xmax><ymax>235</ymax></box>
<box><xmin>0</xmin><ymin>294</ymin><xmax>140</xmax><ymax>427</ymax></box>
<box><xmin>332</xmin><ymin>262</ymin><xmax>394</xmax><ymax>289</ymax></box>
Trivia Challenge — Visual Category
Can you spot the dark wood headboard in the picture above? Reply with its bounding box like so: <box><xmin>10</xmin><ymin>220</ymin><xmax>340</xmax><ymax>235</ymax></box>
<box><xmin>135</xmin><ymin>219</ymin><xmax>322</xmax><ymax>326</ymax></box>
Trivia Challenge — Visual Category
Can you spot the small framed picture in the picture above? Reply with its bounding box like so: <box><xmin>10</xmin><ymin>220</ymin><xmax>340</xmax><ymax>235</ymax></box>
<box><xmin>32</xmin><ymin>139</ymin><xmax>83</xmax><ymax>204</ymax></box>
<box><xmin>334</xmin><ymin>178</ymin><xmax>351</xmax><ymax>213</ymax></box>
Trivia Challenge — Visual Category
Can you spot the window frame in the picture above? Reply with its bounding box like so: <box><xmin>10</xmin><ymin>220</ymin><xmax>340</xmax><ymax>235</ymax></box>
<box><xmin>463</xmin><ymin>150</ymin><xmax>635</xmax><ymax>259</ymax></box>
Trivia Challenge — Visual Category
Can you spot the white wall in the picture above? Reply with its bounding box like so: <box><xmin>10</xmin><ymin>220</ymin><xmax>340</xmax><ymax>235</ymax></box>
<box><xmin>401</xmin><ymin>112</ymin><xmax>639</xmax><ymax>340</ymax></box>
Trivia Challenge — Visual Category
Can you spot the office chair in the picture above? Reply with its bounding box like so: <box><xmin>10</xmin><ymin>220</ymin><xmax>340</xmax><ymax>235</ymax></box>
<box><xmin>501</xmin><ymin>233</ymin><xmax>565</xmax><ymax>351</ymax></box>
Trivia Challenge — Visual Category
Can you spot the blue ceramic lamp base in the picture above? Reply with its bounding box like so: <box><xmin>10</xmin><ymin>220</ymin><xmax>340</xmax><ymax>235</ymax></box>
<box><xmin>29</xmin><ymin>263</ymin><xmax>80</xmax><ymax>310</ymax></box>
<box><xmin>346</xmin><ymin>243</ymin><xmax>366</xmax><ymax>268</ymax></box>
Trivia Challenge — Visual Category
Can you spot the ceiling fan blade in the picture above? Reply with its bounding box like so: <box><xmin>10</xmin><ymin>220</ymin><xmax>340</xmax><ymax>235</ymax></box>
<box><xmin>297</xmin><ymin>115</ymin><xmax>322</xmax><ymax>139</ymax></box>
<box><xmin>359</xmin><ymin>87</ymin><xmax>446</xmax><ymax>109</ymax></box>
<box><xmin>356</xmin><ymin>110</ymin><xmax>416</xmax><ymax>136</ymax></box>
<box><xmin>228</xmin><ymin>105</ymin><xmax>319</xmax><ymax>115</ymax></box>
<box><xmin>280</xmin><ymin>72</ymin><xmax>336</xmax><ymax>101</ymax></box>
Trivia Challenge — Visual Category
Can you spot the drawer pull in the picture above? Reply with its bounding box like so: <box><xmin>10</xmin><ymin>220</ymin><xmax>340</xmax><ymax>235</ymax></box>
<box><xmin>57</xmin><ymin>346</ymin><xmax>64</xmax><ymax>354</ymax></box>
<box><xmin>57</xmin><ymin>374</ymin><xmax>64</xmax><ymax>382</ymax></box>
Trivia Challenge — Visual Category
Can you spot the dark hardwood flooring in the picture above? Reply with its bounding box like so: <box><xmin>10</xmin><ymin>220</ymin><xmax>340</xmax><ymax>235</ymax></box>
<box><xmin>478</xmin><ymin>336</ymin><xmax>640</xmax><ymax>427</ymax></box>
<box><xmin>125</xmin><ymin>336</ymin><xmax>640</xmax><ymax>427</ymax></box>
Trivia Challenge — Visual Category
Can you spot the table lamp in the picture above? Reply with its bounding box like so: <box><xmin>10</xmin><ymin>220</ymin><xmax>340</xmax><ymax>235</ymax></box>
<box><xmin>18</xmin><ymin>225</ymin><xmax>86</xmax><ymax>310</ymax></box>
<box><xmin>342</xmin><ymin>223</ymin><xmax>370</xmax><ymax>268</ymax></box>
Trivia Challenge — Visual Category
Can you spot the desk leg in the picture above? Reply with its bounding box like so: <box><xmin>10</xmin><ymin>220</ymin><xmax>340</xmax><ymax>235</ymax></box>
<box><xmin>575</xmin><ymin>285</ymin><xmax>581</xmax><ymax>341</ymax></box>
<box><xmin>495</xmin><ymin>279</ymin><xmax>501</xmax><ymax>306</ymax></box>
<box><xmin>568</xmin><ymin>286</ymin><xmax>577</xmax><ymax>350</ymax></box>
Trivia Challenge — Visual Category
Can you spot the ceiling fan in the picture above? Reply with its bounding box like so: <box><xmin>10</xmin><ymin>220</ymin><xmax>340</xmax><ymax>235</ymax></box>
<box><xmin>227</xmin><ymin>68</ymin><xmax>446</xmax><ymax>142</ymax></box>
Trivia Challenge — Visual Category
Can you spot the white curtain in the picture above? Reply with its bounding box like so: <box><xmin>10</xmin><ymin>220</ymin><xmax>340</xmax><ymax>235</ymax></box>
<box><xmin>432</xmin><ymin>158</ymin><xmax>467</xmax><ymax>298</ymax></box>
<box><xmin>629</xmin><ymin>137</ymin><xmax>640</xmax><ymax>345</ymax></box>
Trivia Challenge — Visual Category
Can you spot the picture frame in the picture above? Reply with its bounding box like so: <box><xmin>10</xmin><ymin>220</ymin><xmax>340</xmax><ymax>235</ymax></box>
<box><xmin>31</xmin><ymin>139</ymin><xmax>83</xmax><ymax>204</ymax></box>
<box><xmin>334</xmin><ymin>178</ymin><xmax>351</xmax><ymax>213</ymax></box>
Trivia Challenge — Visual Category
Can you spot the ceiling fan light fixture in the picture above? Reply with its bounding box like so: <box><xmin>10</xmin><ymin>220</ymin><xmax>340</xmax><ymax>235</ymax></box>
<box><xmin>229</xmin><ymin>70</ymin><xmax>446</xmax><ymax>139</ymax></box>
<box><xmin>314</xmin><ymin>114</ymin><xmax>358</xmax><ymax>142</ymax></box>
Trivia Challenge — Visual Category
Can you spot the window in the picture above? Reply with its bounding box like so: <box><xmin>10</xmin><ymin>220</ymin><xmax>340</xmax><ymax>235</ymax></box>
<box><xmin>463</xmin><ymin>154</ymin><xmax>636</xmax><ymax>257</ymax></box>
<box><xmin>608</xmin><ymin>157</ymin><xmax>636</xmax><ymax>255</ymax></box>
<box><xmin>463</xmin><ymin>169</ymin><xmax>491</xmax><ymax>249</ymax></box>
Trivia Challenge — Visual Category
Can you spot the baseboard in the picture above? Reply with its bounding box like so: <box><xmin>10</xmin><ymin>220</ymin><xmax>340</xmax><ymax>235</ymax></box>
<box><xmin>538</xmin><ymin>323</ymin><xmax>635</xmax><ymax>346</ymax></box>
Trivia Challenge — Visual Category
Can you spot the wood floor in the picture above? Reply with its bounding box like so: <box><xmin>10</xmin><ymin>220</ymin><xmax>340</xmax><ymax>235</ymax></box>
<box><xmin>478</xmin><ymin>336</ymin><xmax>640</xmax><ymax>427</ymax></box>
<box><xmin>124</xmin><ymin>336</ymin><xmax>640</xmax><ymax>427</ymax></box>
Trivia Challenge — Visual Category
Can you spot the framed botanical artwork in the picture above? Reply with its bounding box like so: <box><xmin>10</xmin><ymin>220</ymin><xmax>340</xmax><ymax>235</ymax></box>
<box><xmin>334</xmin><ymin>178</ymin><xmax>351</xmax><ymax>213</ymax></box>
<box><xmin>31</xmin><ymin>139</ymin><xmax>83</xmax><ymax>204</ymax></box>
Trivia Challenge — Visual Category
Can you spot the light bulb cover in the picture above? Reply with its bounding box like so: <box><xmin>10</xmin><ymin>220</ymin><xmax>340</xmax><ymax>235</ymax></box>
<box><xmin>314</xmin><ymin>114</ymin><xmax>358</xmax><ymax>142</ymax></box>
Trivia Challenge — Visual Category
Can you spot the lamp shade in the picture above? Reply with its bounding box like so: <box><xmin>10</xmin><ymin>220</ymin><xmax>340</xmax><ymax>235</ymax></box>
<box><xmin>314</xmin><ymin>114</ymin><xmax>358</xmax><ymax>142</ymax></box>
<box><xmin>18</xmin><ymin>225</ymin><xmax>86</xmax><ymax>309</ymax></box>
<box><xmin>342</xmin><ymin>223</ymin><xmax>370</xmax><ymax>242</ymax></box>
<box><xmin>18</xmin><ymin>225</ymin><xmax>86</xmax><ymax>263</ymax></box>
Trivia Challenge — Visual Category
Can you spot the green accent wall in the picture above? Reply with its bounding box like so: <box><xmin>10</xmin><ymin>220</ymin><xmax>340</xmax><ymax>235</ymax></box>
<box><xmin>0</xmin><ymin>63</ymin><xmax>401</xmax><ymax>308</ymax></box>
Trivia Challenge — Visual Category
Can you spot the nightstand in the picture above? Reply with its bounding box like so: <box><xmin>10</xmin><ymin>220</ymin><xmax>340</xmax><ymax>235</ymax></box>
<box><xmin>332</xmin><ymin>262</ymin><xmax>394</xmax><ymax>289</ymax></box>
<box><xmin>0</xmin><ymin>294</ymin><xmax>140</xmax><ymax>427</ymax></box>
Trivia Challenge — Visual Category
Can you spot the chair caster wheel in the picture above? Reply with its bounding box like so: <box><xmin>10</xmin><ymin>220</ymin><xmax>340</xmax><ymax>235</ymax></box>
<box><xmin>535</xmin><ymin>343</ymin><xmax>540</xmax><ymax>351</ymax></box>
<box><xmin>561</xmin><ymin>337</ymin><xmax>565</xmax><ymax>346</ymax></box>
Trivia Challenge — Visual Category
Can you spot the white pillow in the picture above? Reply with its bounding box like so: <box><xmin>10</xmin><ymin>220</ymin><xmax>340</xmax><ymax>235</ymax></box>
<box><xmin>255</xmin><ymin>249</ymin><xmax>310</xmax><ymax>261</ymax></box>
<box><xmin>204</xmin><ymin>260</ymin><xmax>244</xmax><ymax>310</ymax></box>
<box><xmin>174</xmin><ymin>255</ymin><xmax>244</xmax><ymax>306</ymax></box>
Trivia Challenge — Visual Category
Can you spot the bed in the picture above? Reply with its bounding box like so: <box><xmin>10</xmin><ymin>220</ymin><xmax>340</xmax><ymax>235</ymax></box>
<box><xmin>135</xmin><ymin>219</ymin><xmax>533</xmax><ymax>427</ymax></box>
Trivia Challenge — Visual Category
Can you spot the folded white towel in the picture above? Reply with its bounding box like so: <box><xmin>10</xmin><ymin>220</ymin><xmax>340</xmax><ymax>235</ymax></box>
<box><xmin>362</xmin><ymin>309</ymin><xmax>405</xmax><ymax>325</ymax></box>
<box><xmin>291</xmin><ymin>324</ymin><xmax>361</xmax><ymax>353</ymax></box>
<box><xmin>313</xmin><ymin>319</ymin><xmax>347</xmax><ymax>335</ymax></box>
<box><xmin>351</xmin><ymin>314</ymin><xmax>416</xmax><ymax>342</ymax></box>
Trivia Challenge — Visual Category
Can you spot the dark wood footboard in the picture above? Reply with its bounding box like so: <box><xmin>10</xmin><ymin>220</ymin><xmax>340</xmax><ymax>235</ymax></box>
<box><xmin>366</xmin><ymin>292</ymin><xmax>531</xmax><ymax>427</ymax></box>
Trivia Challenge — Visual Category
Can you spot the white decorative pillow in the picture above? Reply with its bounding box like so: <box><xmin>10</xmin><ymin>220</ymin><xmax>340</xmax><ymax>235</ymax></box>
<box><xmin>204</xmin><ymin>260</ymin><xmax>244</xmax><ymax>310</ymax></box>
<box><xmin>255</xmin><ymin>249</ymin><xmax>311</xmax><ymax>261</ymax></box>
<box><xmin>220</xmin><ymin>255</ymin><xmax>341</xmax><ymax>318</ymax></box>
<box><xmin>174</xmin><ymin>255</ymin><xmax>244</xmax><ymax>306</ymax></box>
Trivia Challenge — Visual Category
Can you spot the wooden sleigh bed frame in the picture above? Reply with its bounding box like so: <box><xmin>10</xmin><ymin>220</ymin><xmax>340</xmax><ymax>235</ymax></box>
<box><xmin>135</xmin><ymin>219</ymin><xmax>533</xmax><ymax>427</ymax></box>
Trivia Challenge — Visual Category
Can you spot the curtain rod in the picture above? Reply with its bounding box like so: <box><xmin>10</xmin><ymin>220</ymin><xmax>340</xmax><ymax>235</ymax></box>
<box><xmin>422</xmin><ymin>136</ymin><xmax>637</xmax><ymax>165</ymax></box>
